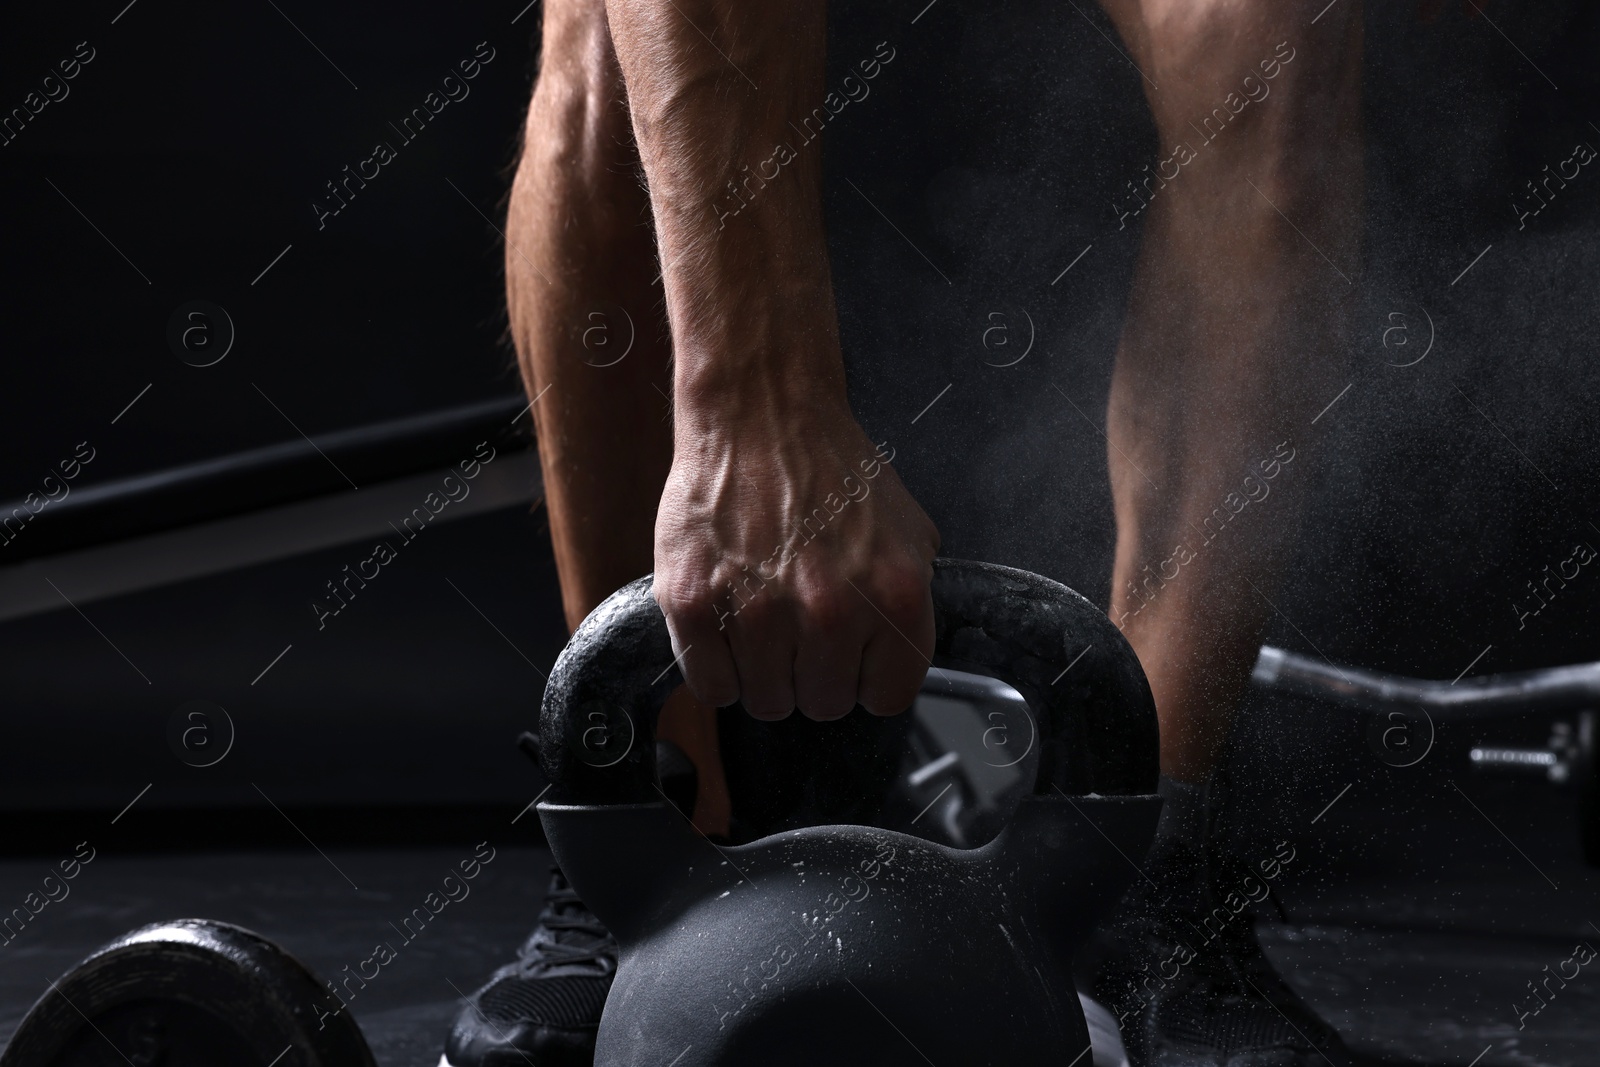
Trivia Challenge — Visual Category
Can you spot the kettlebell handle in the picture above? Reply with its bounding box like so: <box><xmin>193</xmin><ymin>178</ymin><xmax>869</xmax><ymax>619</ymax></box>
<box><xmin>538</xmin><ymin>558</ymin><xmax>1159</xmax><ymax>804</ymax></box>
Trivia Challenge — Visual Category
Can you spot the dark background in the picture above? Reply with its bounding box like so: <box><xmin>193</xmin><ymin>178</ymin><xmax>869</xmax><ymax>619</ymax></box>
<box><xmin>1</xmin><ymin>0</ymin><xmax>551</xmax><ymax>817</ymax></box>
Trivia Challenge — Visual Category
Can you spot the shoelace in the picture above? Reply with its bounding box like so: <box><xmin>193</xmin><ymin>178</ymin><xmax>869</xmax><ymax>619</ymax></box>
<box><xmin>516</xmin><ymin>869</ymin><xmax>617</xmax><ymax>974</ymax></box>
<box><xmin>512</xmin><ymin>739</ymin><xmax>616</xmax><ymax>972</ymax></box>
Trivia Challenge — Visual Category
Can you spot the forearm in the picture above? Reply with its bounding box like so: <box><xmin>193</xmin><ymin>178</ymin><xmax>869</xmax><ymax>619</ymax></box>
<box><xmin>603</xmin><ymin>0</ymin><xmax>846</xmax><ymax>422</ymax></box>
<box><xmin>606</xmin><ymin>5</ymin><xmax>936</xmax><ymax>721</ymax></box>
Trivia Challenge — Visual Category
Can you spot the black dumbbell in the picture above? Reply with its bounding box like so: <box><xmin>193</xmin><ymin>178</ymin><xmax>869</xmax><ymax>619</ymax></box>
<box><xmin>1</xmin><ymin>918</ymin><xmax>376</xmax><ymax>1067</ymax></box>
<box><xmin>1252</xmin><ymin>646</ymin><xmax>1600</xmax><ymax>866</ymax></box>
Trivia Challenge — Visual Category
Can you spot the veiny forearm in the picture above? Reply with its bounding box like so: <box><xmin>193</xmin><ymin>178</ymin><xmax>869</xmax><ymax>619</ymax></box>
<box><xmin>603</xmin><ymin>0</ymin><xmax>846</xmax><ymax>420</ymax></box>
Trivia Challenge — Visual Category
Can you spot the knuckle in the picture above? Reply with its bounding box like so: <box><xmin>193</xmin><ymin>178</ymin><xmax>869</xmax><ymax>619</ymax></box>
<box><xmin>654</xmin><ymin>577</ymin><xmax>713</xmax><ymax>624</ymax></box>
<box><xmin>729</xmin><ymin>591</ymin><xmax>778</xmax><ymax>631</ymax></box>
<box><xmin>799</xmin><ymin>586</ymin><xmax>850</xmax><ymax>633</ymax></box>
<box><xmin>874</xmin><ymin>568</ymin><xmax>930</xmax><ymax>628</ymax></box>
<box><xmin>686</xmin><ymin>668</ymin><xmax>738</xmax><ymax>708</ymax></box>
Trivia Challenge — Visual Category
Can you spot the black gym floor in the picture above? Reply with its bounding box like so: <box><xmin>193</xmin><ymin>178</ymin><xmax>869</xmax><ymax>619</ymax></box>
<box><xmin>1</xmin><ymin>774</ymin><xmax>1594</xmax><ymax>1067</ymax></box>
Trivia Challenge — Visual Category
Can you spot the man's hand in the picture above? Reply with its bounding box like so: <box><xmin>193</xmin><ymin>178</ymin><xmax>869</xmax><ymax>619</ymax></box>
<box><xmin>655</xmin><ymin>397</ymin><xmax>938</xmax><ymax>721</ymax></box>
<box><xmin>604</xmin><ymin>0</ymin><xmax>939</xmax><ymax>719</ymax></box>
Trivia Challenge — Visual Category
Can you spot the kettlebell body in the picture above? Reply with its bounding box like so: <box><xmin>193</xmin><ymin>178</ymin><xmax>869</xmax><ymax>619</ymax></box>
<box><xmin>539</xmin><ymin>559</ymin><xmax>1161</xmax><ymax>1066</ymax></box>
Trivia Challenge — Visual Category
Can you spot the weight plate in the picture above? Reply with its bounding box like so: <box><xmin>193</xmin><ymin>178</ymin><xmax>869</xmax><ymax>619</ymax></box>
<box><xmin>0</xmin><ymin>918</ymin><xmax>376</xmax><ymax>1067</ymax></box>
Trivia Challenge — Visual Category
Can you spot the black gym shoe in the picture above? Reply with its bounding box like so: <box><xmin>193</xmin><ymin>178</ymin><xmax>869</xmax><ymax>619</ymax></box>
<box><xmin>1085</xmin><ymin>782</ymin><xmax>1355</xmax><ymax>1067</ymax></box>
<box><xmin>439</xmin><ymin>866</ymin><xmax>616</xmax><ymax>1067</ymax></box>
<box><xmin>441</xmin><ymin>737</ymin><xmax>697</xmax><ymax>1067</ymax></box>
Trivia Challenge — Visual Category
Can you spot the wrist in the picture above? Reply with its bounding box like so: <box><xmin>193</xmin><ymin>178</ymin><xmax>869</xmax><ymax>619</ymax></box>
<box><xmin>655</xmin><ymin>184</ymin><xmax>832</xmax><ymax>332</ymax></box>
<box><xmin>668</xmin><ymin>263</ymin><xmax>848</xmax><ymax>415</ymax></box>
<box><xmin>673</xmin><ymin>353</ymin><xmax>851</xmax><ymax>442</ymax></box>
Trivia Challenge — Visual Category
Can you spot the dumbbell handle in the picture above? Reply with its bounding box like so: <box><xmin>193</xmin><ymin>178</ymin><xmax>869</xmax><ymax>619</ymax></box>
<box><xmin>1253</xmin><ymin>646</ymin><xmax>1600</xmax><ymax>720</ymax></box>
<box><xmin>537</xmin><ymin>558</ymin><xmax>1159</xmax><ymax>806</ymax></box>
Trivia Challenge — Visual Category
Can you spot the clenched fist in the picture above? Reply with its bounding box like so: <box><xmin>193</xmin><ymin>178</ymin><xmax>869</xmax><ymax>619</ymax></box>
<box><xmin>654</xmin><ymin>398</ymin><xmax>939</xmax><ymax>721</ymax></box>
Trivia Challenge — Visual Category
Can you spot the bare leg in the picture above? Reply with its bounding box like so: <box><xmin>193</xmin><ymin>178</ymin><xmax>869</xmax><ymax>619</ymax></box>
<box><xmin>1097</xmin><ymin>0</ymin><xmax>1364</xmax><ymax>781</ymax></box>
<box><xmin>508</xmin><ymin>0</ymin><xmax>668</xmax><ymax>627</ymax></box>
<box><xmin>1078</xmin><ymin>13</ymin><xmax>1367</xmax><ymax>1055</ymax></box>
<box><xmin>507</xmin><ymin>0</ymin><xmax>729</xmax><ymax>833</ymax></box>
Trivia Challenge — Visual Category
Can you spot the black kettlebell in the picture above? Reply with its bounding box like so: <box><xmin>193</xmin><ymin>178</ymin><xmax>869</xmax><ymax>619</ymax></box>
<box><xmin>538</xmin><ymin>558</ymin><xmax>1160</xmax><ymax>1066</ymax></box>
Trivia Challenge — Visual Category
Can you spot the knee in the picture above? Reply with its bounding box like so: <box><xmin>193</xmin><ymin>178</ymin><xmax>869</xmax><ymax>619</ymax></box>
<box><xmin>1138</xmin><ymin>1</ymin><xmax>1294</xmax><ymax>90</ymax></box>
<box><xmin>525</xmin><ymin>1</ymin><xmax>631</xmax><ymax>163</ymax></box>
<box><xmin>1111</xmin><ymin>0</ymin><xmax>1359</xmax><ymax>203</ymax></box>
<box><xmin>1115</xmin><ymin>0</ymin><xmax>1351</xmax><ymax>117</ymax></box>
